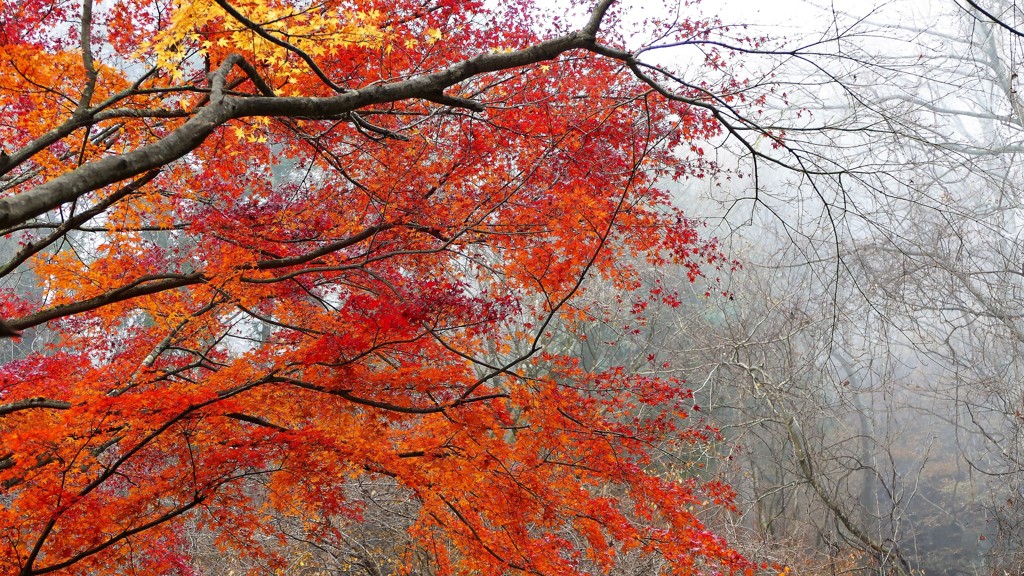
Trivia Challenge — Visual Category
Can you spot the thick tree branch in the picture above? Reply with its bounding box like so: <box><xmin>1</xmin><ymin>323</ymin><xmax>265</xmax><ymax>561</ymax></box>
<box><xmin>276</xmin><ymin>376</ymin><xmax>508</xmax><ymax>414</ymax></box>
<box><xmin>0</xmin><ymin>398</ymin><xmax>72</xmax><ymax>417</ymax></box>
<box><xmin>960</xmin><ymin>0</ymin><xmax>1024</xmax><ymax>37</ymax></box>
<box><xmin>224</xmin><ymin>412</ymin><xmax>288</xmax><ymax>431</ymax></box>
<box><xmin>0</xmin><ymin>170</ymin><xmax>160</xmax><ymax>270</ymax></box>
<box><xmin>0</xmin><ymin>10</ymin><xmax>613</xmax><ymax>230</ymax></box>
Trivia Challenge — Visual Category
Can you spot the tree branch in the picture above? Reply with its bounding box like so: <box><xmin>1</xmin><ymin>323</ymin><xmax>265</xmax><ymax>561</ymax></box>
<box><xmin>0</xmin><ymin>9</ymin><xmax>615</xmax><ymax>230</ymax></box>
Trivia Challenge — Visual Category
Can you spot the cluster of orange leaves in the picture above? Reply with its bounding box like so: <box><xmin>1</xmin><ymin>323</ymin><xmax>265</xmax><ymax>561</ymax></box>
<box><xmin>0</xmin><ymin>0</ymin><xmax>760</xmax><ymax>574</ymax></box>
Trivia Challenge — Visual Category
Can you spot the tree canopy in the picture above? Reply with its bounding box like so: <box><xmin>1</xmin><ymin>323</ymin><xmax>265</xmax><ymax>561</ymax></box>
<box><xmin>0</xmin><ymin>0</ymin><xmax>772</xmax><ymax>574</ymax></box>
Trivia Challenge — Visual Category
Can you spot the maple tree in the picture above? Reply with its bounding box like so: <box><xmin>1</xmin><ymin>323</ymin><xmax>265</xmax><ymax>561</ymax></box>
<box><xmin>0</xmin><ymin>0</ymin><xmax>774</xmax><ymax>573</ymax></box>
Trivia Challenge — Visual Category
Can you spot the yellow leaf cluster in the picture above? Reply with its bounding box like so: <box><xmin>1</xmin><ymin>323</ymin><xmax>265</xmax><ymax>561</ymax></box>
<box><xmin>141</xmin><ymin>0</ymin><xmax>389</xmax><ymax>81</ymax></box>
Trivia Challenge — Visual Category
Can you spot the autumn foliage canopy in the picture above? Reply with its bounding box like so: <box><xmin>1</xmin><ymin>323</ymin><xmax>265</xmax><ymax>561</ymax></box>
<box><xmin>0</xmin><ymin>0</ymin><xmax>766</xmax><ymax>573</ymax></box>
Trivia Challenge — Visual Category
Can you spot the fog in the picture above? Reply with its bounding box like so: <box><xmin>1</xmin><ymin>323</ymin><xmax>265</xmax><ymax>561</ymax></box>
<box><xmin>633</xmin><ymin>1</ymin><xmax>1024</xmax><ymax>573</ymax></box>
